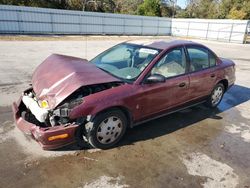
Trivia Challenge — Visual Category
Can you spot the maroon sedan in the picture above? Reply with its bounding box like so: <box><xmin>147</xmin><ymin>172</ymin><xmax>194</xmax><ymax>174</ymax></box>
<box><xmin>12</xmin><ymin>40</ymin><xmax>235</xmax><ymax>150</ymax></box>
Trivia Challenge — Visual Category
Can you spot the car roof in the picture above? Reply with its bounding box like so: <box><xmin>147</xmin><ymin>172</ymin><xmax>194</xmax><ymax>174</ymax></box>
<box><xmin>126</xmin><ymin>39</ymin><xmax>202</xmax><ymax>50</ymax></box>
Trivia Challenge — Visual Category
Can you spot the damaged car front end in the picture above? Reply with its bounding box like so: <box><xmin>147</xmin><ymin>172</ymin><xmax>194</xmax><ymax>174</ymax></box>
<box><xmin>12</xmin><ymin>54</ymin><xmax>122</xmax><ymax>150</ymax></box>
<box><xmin>12</xmin><ymin>89</ymin><xmax>79</xmax><ymax>150</ymax></box>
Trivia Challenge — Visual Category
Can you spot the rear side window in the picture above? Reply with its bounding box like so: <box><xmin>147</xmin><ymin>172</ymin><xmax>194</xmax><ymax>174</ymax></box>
<box><xmin>187</xmin><ymin>47</ymin><xmax>209</xmax><ymax>71</ymax></box>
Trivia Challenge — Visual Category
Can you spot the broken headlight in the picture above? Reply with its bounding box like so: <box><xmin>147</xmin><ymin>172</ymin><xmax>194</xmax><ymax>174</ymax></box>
<box><xmin>49</xmin><ymin>98</ymin><xmax>83</xmax><ymax>126</ymax></box>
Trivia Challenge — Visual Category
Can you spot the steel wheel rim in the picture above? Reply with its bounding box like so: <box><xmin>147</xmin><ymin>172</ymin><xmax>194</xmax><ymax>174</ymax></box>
<box><xmin>211</xmin><ymin>86</ymin><xmax>223</xmax><ymax>106</ymax></box>
<box><xmin>96</xmin><ymin>116</ymin><xmax>123</xmax><ymax>145</ymax></box>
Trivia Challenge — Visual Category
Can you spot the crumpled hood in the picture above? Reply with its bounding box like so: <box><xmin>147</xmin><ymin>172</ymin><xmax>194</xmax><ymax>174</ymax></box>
<box><xmin>32</xmin><ymin>54</ymin><xmax>119</xmax><ymax>108</ymax></box>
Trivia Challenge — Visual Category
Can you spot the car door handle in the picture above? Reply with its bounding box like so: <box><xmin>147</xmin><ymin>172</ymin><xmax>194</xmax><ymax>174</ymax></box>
<box><xmin>178</xmin><ymin>82</ymin><xmax>186</xmax><ymax>87</ymax></box>
<box><xmin>210</xmin><ymin>74</ymin><xmax>216</xmax><ymax>78</ymax></box>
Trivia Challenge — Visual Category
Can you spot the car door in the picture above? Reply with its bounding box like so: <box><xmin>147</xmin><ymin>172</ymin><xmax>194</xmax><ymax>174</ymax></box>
<box><xmin>186</xmin><ymin>45</ymin><xmax>218</xmax><ymax>100</ymax></box>
<box><xmin>137</xmin><ymin>47</ymin><xmax>190</xmax><ymax>119</ymax></box>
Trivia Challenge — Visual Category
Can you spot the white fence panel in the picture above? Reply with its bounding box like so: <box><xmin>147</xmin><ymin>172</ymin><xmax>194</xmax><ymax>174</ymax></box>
<box><xmin>0</xmin><ymin>5</ymin><xmax>171</xmax><ymax>36</ymax></box>
<box><xmin>172</xmin><ymin>18</ymin><xmax>249</xmax><ymax>43</ymax></box>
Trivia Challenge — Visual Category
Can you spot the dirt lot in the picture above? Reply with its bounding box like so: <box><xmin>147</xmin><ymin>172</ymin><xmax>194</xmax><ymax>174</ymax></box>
<box><xmin>0</xmin><ymin>36</ymin><xmax>250</xmax><ymax>188</ymax></box>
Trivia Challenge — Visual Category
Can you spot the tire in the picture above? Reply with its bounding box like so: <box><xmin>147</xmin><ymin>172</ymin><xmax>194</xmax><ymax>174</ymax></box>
<box><xmin>85</xmin><ymin>110</ymin><xmax>127</xmax><ymax>149</ymax></box>
<box><xmin>75</xmin><ymin>125</ymin><xmax>90</xmax><ymax>149</ymax></box>
<box><xmin>206</xmin><ymin>83</ymin><xmax>225</xmax><ymax>108</ymax></box>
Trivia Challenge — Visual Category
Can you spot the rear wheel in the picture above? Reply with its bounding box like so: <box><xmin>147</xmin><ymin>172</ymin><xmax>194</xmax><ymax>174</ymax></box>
<box><xmin>86</xmin><ymin>110</ymin><xmax>127</xmax><ymax>149</ymax></box>
<box><xmin>206</xmin><ymin>83</ymin><xmax>225</xmax><ymax>108</ymax></box>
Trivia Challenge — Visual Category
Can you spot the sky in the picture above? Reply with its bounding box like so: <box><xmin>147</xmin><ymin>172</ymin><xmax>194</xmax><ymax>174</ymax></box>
<box><xmin>176</xmin><ymin>0</ymin><xmax>187</xmax><ymax>9</ymax></box>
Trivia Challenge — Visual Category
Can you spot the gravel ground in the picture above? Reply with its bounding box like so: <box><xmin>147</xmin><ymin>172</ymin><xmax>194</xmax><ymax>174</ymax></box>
<box><xmin>0</xmin><ymin>36</ymin><xmax>250</xmax><ymax>188</ymax></box>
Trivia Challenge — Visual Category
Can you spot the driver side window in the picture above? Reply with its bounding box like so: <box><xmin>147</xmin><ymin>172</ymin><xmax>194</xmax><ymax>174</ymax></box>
<box><xmin>151</xmin><ymin>47</ymin><xmax>186</xmax><ymax>78</ymax></box>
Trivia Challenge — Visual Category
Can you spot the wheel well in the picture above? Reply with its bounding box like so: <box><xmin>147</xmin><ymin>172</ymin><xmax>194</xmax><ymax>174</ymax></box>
<box><xmin>92</xmin><ymin>106</ymin><xmax>133</xmax><ymax>128</ymax></box>
<box><xmin>218</xmin><ymin>79</ymin><xmax>229</xmax><ymax>91</ymax></box>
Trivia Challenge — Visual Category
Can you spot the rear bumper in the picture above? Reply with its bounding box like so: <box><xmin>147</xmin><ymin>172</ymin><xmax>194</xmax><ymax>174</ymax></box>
<box><xmin>12</xmin><ymin>98</ymin><xmax>78</xmax><ymax>150</ymax></box>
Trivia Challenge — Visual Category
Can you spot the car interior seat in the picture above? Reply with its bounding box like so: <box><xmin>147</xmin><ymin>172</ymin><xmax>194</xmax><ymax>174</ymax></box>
<box><xmin>152</xmin><ymin>52</ymin><xmax>185</xmax><ymax>77</ymax></box>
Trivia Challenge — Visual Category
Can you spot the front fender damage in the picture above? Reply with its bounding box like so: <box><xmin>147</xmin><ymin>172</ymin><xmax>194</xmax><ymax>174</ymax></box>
<box><xmin>14</xmin><ymin>82</ymin><xmax>122</xmax><ymax>149</ymax></box>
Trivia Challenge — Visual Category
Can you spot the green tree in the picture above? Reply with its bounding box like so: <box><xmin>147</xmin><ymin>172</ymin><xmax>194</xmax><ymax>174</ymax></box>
<box><xmin>160</xmin><ymin>4</ymin><xmax>173</xmax><ymax>17</ymax></box>
<box><xmin>114</xmin><ymin>0</ymin><xmax>143</xmax><ymax>15</ymax></box>
<box><xmin>137</xmin><ymin>0</ymin><xmax>162</xmax><ymax>16</ymax></box>
<box><xmin>179</xmin><ymin>0</ymin><xmax>249</xmax><ymax>19</ymax></box>
<box><xmin>81</xmin><ymin>0</ymin><xmax>116</xmax><ymax>12</ymax></box>
<box><xmin>0</xmin><ymin>0</ymin><xmax>68</xmax><ymax>9</ymax></box>
<box><xmin>161</xmin><ymin>0</ymin><xmax>175</xmax><ymax>17</ymax></box>
<box><xmin>183</xmin><ymin>0</ymin><xmax>219</xmax><ymax>18</ymax></box>
<box><xmin>67</xmin><ymin>0</ymin><xmax>83</xmax><ymax>10</ymax></box>
<box><xmin>218</xmin><ymin>0</ymin><xmax>250</xmax><ymax>19</ymax></box>
<box><xmin>227</xmin><ymin>7</ymin><xmax>247</xmax><ymax>19</ymax></box>
<box><xmin>242</xmin><ymin>0</ymin><xmax>250</xmax><ymax>19</ymax></box>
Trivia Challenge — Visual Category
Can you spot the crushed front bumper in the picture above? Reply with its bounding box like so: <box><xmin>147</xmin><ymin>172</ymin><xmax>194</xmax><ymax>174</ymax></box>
<box><xmin>12</xmin><ymin>97</ymin><xmax>78</xmax><ymax>150</ymax></box>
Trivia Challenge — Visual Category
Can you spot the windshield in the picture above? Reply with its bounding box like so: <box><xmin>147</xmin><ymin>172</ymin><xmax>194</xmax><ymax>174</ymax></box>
<box><xmin>90</xmin><ymin>43</ymin><xmax>161</xmax><ymax>82</ymax></box>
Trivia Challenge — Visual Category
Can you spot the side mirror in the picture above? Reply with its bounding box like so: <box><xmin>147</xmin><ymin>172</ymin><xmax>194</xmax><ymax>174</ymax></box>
<box><xmin>145</xmin><ymin>74</ymin><xmax>166</xmax><ymax>84</ymax></box>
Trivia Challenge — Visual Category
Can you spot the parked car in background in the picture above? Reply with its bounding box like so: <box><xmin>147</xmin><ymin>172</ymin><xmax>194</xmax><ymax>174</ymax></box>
<box><xmin>12</xmin><ymin>40</ymin><xmax>235</xmax><ymax>150</ymax></box>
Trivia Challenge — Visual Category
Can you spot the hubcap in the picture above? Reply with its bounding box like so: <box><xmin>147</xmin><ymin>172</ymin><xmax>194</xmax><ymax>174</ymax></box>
<box><xmin>96</xmin><ymin>116</ymin><xmax>123</xmax><ymax>144</ymax></box>
<box><xmin>211</xmin><ymin>86</ymin><xmax>223</xmax><ymax>106</ymax></box>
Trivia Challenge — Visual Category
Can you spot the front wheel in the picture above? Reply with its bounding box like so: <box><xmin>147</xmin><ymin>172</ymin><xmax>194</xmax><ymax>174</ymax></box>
<box><xmin>86</xmin><ymin>110</ymin><xmax>127</xmax><ymax>149</ymax></box>
<box><xmin>206</xmin><ymin>83</ymin><xmax>225</xmax><ymax>108</ymax></box>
